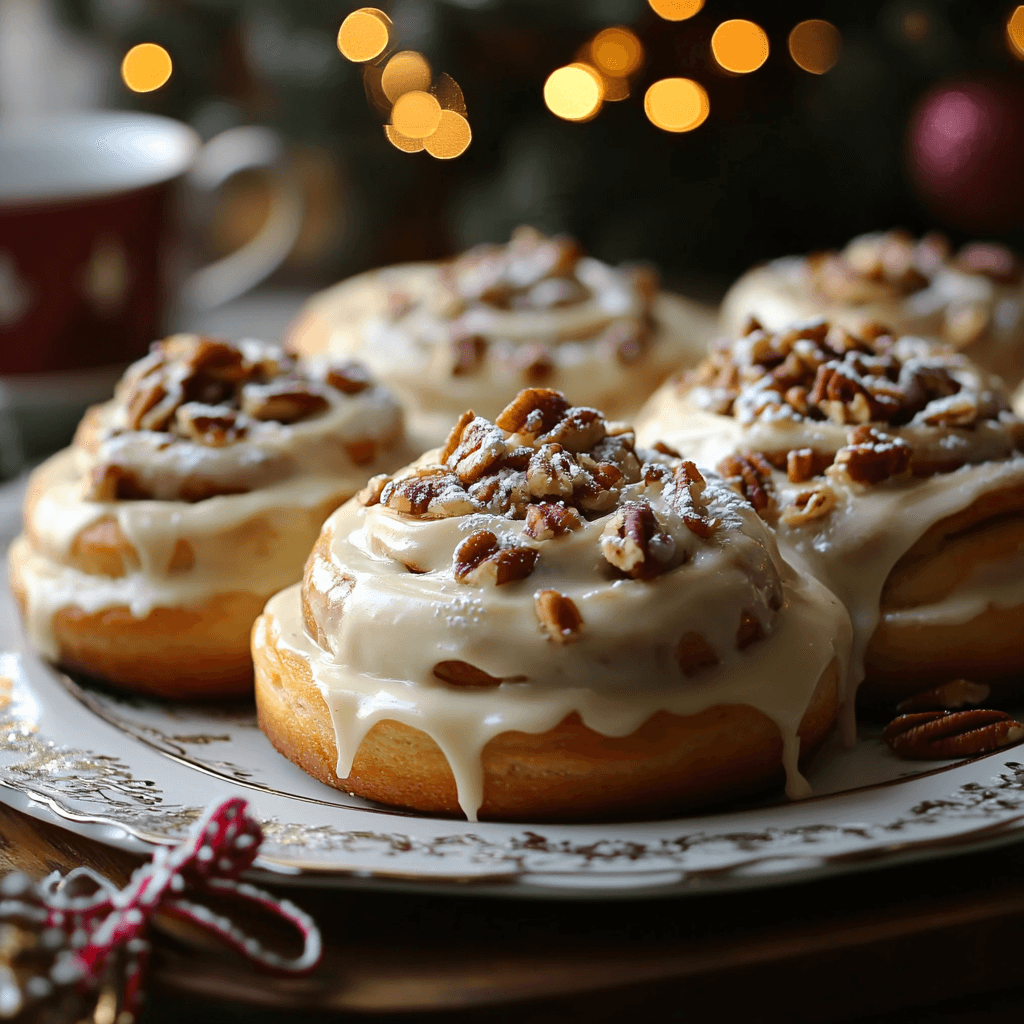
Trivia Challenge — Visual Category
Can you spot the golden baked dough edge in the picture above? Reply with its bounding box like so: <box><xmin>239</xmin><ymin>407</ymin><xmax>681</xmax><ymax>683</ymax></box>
<box><xmin>252</xmin><ymin>610</ymin><xmax>841</xmax><ymax>822</ymax></box>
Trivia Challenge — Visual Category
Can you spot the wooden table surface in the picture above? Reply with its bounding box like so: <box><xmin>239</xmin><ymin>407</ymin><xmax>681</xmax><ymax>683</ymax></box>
<box><xmin>3</xmin><ymin>800</ymin><xmax>1024</xmax><ymax>1024</ymax></box>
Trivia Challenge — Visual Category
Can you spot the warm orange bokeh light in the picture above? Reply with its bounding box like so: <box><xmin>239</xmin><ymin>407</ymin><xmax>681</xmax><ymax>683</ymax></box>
<box><xmin>424</xmin><ymin>110</ymin><xmax>472</xmax><ymax>159</ymax></box>
<box><xmin>644</xmin><ymin>78</ymin><xmax>709</xmax><ymax>133</ymax></box>
<box><xmin>590</xmin><ymin>27</ymin><xmax>644</xmax><ymax>78</ymax></box>
<box><xmin>121</xmin><ymin>43</ymin><xmax>172</xmax><ymax>93</ymax></box>
<box><xmin>1008</xmin><ymin>6</ymin><xmax>1024</xmax><ymax>59</ymax></box>
<box><xmin>381</xmin><ymin>51</ymin><xmax>432</xmax><ymax>103</ymax></box>
<box><xmin>648</xmin><ymin>0</ymin><xmax>704</xmax><ymax>22</ymax></box>
<box><xmin>544</xmin><ymin>64</ymin><xmax>604</xmax><ymax>122</ymax></box>
<box><xmin>788</xmin><ymin>19</ymin><xmax>842</xmax><ymax>75</ymax></box>
<box><xmin>384</xmin><ymin>125</ymin><xmax>425</xmax><ymax>153</ymax></box>
<box><xmin>337</xmin><ymin>8</ymin><xmax>391</xmax><ymax>63</ymax></box>
<box><xmin>391</xmin><ymin>90</ymin><xmax>442</xmax><ymax>139</ymax></box>
<box><xmin>711</xmin><ymin>20</ymin><xmax>770</xmax><ymax>74</ymax></box>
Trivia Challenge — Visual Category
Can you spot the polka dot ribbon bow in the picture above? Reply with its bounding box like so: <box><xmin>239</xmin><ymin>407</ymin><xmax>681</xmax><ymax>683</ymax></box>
<box><xmin>0</xmin><ymin>797</ymin><xmax>321</xmax><ymax>1022</ymax></box>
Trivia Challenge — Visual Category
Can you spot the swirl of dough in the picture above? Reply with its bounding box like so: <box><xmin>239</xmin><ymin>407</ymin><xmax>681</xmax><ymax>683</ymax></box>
<box><xmin>253</xmin><ymin>389</ymin><xmax>851</xmax><ymax>822</ymax></box>
<box><xmin>636</xmin><ymin>319</ymin><xmax>1024</xmax><ymax>710</ymax></box>
<box><xmin>287</xmin><ymin>226</ymin><xmax>716</xmax><ymax>448</ymax></box>
<box><xmin>721</xmin><ymin>231</ymin><xmax>1024</xmax><ymax>388</ymax></box>
<box><xmin>8</xmin><ymin>335</ymin><xmax>409</xmax><ymax>697</ymax></box>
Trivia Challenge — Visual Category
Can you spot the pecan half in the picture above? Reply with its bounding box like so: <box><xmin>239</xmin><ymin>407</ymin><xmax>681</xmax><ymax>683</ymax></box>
<box><xmin>600</xmin><ymin>500</ymin><xmax>674</xmax><ymax>580</ymax></box>
<box><xmin>326</xmin><ymin>361</ymin><xmax>372</xmax><ymax>394</ymax></box>
<box><xmin>526</xmin><ymin>443</ymin><xmax>582</xmax><ymax>499</ymax></box>
<box><xmin>357</xmin><ymin>473</ymin><xmax>390</xmax><ymax>507</ymax></box>
<box><xmin>538</xmin><ymin>406</ymin><xmax>606</xmax><ymax>452</ymax></box>
<box><xmin>453</xmin><ymin>530</ymin><xmax>539</xmax><ymax>586</ymax></box>
<box><xmin>240</xmin><ymin>381</ymin><xmax>329</xmax><ymax>423</ymax></box>
<box><xmin>716</xmin><ymin>452</ymin><xmax>777</xmax><ymax>521</ymax></box>
<box><xmin>125</xmin><ymin>378</ymin><xmax>179</xmax><ymax>432</ymax></box>
<box><xmin>781</xmin><ymin>484</ymin><xmax>837</xmax><ymax>526</ymax></box>
<box><xmin>175</xmin><ymin>403</ymin><xmax>247</xmax><ymax>446</ymax></box>
<box><xmin>444</xmin><ymin>415</ymin><xmax>507</xmax><ymax>484</ymax></box>
<box><xmin>535</xmin><ymin>590</ymin><xmax>583</xmax><ymax>643</ymax></box>
<box><xmin>495</xmin><ymin>388</ymin><xmax>569</xmax><ymax>438</ymax></box>
<box><xmin>523</xmin><ymin>502</ymin><xmax>582</xmax><ymax>540</ymax></box>
<box><xmin>85</xmin><ymin>464</ymin><xmax>150</xmax><ymax>502</ymax></box>
<box><xmin>896</xmin><ymin>679</ymin><xmax>992</xmax><ymax>713</ymax></box>
<box><xmin>381</xmin><ymin>468</ymin><xmax>477</xmax><ymax>518</ymax></box>
<box><xmin>787</xmin><ymin>447</ymin><xmax>833</xmax><ymax>484</ymax></box>
<box><xmin>882</xmin><ymin>710</ymin><xmax>1024</xmax><ymax>759</ymax></box>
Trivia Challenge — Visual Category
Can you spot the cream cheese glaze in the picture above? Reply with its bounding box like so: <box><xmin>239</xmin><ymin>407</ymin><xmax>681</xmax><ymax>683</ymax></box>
<box><xmin>260</xmin><ymin>391</ymin><xmax>853</xmax><ymax>820</ymax></box>
<box><xmin>12</xmin><ymin>335</ymin><xmax>408</xmax><ymax>660</ymax></box>
<box><xmin>287</xmin><ymin>227</ymin><xmax>716</xmax><ymax>448</ymax></box>
<box><xmin>636</xmin><ymin>319</ymin><xmax>1024</xmax><ymax>713</ymax></box>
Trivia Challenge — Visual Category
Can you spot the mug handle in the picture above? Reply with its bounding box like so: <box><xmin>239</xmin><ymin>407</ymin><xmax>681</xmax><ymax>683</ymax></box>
<box><xmin>177</xmin><ymin>126</ymin><xmax>304</xmax><ymax>311</ymax></box>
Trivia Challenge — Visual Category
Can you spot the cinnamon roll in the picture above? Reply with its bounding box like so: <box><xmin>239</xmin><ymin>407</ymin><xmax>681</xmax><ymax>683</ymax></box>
<box><xmin>287</xmin><ymin>226</ymin><xmax>716</xmax><ymax>449</ymax></box>
<box><xmin>252</xmin><ymin>388</ymin><xmax>850</xmax><ymax>822</ymax></box>
<box><xmin>721</xmin><ymin>231</ymin><xmax>1024</xmax><ymax>387</ymax></box>
<box><xmin>637</xmin><ymin>319</ymin><xmax>1024</xmax><ymax>709</ymax></box>
<box><xmin>8</xmin><ymin>335</ymin><xmax>407</xmax><ymax>698</ymax></box>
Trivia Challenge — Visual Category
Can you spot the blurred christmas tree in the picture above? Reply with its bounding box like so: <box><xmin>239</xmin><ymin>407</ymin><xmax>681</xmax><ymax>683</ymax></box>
<box><xmin>51</xmin><ymin>0</ymin><xmax>1024</xmax><ymax>290</ymax></box>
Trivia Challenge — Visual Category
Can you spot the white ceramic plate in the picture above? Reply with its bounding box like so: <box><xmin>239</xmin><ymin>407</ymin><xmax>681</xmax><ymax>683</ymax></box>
<box><xmin>2</xmin><ymin>605</ymin><xmax>1024</xmax><ymax>899</ymax></box>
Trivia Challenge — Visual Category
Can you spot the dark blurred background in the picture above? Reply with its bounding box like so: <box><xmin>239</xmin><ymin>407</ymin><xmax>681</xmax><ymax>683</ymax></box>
<box><xmin>5</xmin><ymin>0</ymin><xmax>1024</xmax><ymax>294</ymax></box>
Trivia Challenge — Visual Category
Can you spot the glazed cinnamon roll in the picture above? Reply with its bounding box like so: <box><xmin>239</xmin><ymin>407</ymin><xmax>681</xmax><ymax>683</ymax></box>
<box><xmin>8</xmin><ymin>335</ymin><xmax>407</xmax><ymax>698</ymax></box>
<box><xmin>637</xmin><ymin>319</ymin><xmax>1024</xmax><ymax>708</ymax></box>
<box><xmin>287</xmin><ymin>226</ymin><xmax>716</xmax><ymax>449</ymax></box>
<box><xmin>721</xmin><ymin>231</ymin><xmax>1024</xmax><ymax>387</ymax></box>
<box><xmin>252</xmin><ymin>389</ymin><xmax>850</xmax><ymax>822</ymax></box>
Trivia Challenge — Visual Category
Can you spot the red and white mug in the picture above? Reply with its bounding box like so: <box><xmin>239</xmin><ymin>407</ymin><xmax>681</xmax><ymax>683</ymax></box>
<box><xmin>0</xmin><ymin>110</ymin><xmax>302</xmax><ymax>472</ymax></box>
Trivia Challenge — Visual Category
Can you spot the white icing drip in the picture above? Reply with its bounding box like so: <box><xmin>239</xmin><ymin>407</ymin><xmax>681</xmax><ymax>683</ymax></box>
<box><xmin>268</xmin><ymin>469</ymin><xmax>852</xmax><ymax>820</ymax></box>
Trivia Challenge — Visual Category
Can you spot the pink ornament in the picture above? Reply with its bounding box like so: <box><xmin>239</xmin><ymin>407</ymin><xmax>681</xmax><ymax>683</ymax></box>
<box><xmin>907</xmin><ymin>78</ymin><xmax>1024</xmax><ymax>232</ymax></box>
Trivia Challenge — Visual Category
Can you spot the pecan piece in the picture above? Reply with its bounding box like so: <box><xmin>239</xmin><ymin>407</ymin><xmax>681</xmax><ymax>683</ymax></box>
<box><xmin>526</xmin><ymin>443</ymin><xmax>582</xmax><ymax>499</ymax></box>
<box><xmin>600</xmin><ymin>500</ymin><xmax>674</xmax><ymax>580</ymax></box>
<box><xmin>495</xmin><ymin>388</ymin><xmax>569</xmax><ymax>438</ymax></box>
<box><xmin>781</xmin><ymin>484</ymin><xmax>837</xmax><ymax>527</ymax></box>
<box><xmin>517</xmin><ymin>345</ymin><xmax>555</xmax><ymax>384</ymax></box>
<box><xmin>716</xmin><ymin>452</ymin><xmax>777</xmax><ymax>521</ymax></box>
<box><xmin>882</xmin><ymin>710</ymin><xmax>1024</xmax><ymax>760</ymax></box>
<box><xmin>357</xmin><ymin>473</ymin><xmax>390</xmax><ymax>507</ymax></box>
<box><xmin>830</xmin><ymin>427</ymin><xmax>911</xmax><ymax>486</ymax></box>
<box><xmin>920</xmin><ymin>393</ymin><xmax>979</xmax><ymax>428</ymax></box>
<box><xmin>535</xmin><ymin>590</ymin><xmax>583</xmax><ymax>643</ymax></box>
<box><xmin>125</xmin><ymin>377</ymin><xmax>179</xmax><ymax>432</ymax></box>
<box><xmin>326</xmin><ymin>361</ymin><xmax>372</xmax><ymax>394</ymax></box>
<box><xmin>240</xmin><ymin>381</ymin><xmax>329</xmax><ymax>423</ymax></box>
<box><xmin>538</xmin><ymin>406</ymin><xmax>606</xmax><ymax>453</ymax></box>
<box><xmin>175</xmin><ymin>403</ymin><xmax>247</xmax><ymax>446</ymax></box>
<box><xmin>444</xmin><ymin>415</ymin><xmax>507</xmax><ymax>484</ymax></box>
<box><xmin>523</xmin><ymin>502</ymin><xmax>582</xmax><ymax>540</ymax></box>
<box><xmin>676</xmin><ymin>632</ymin><xmax>719</xmax><ymax>676</ymax></box>
<box><xmin>433</xmin><ymin>661</ymin><xmax>503</xmax><ymax>687</ymax></box>
<box><xmin>453</xmin><ymin>530</ymin><xmax>539</xmax><ymax>586</ymax></box>
<box><xmin>897</xmin><ymin>679</ymin><xmax>992</xmax><ymax>714</ymax></box>
<box><xmin>381</xmin><ymin>468</ymin><xmax>477</xmax><ymax>518</ymax></box>
<box><xmin>450</xmin><ymin>334</ymin><xmax>487</xmax><ymax>376</ymax></box>
<box><xmin>787</xmin><ymin>447</ymin><xmax>832</xmax><ymax>484</ymax></box>
<box><xmin>84</xmin><ymin>464</ymin><xmax>150</xmax><ymax>501</ymax></box>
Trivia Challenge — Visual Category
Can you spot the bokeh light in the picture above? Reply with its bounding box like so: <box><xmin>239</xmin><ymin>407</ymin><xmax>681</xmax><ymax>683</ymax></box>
<box><xmin>590</xmin><ymin>27</ymin><xmax>644</xmax><ymax>78</ymax></box>
<box><xmin>432</xmin><ymin>73</ymin><xmax>467</xmax><ymax>116</ymax></box>
<box><xmin>711</xmin><ymin>20</ymin><xmax>770</xmax><ymax>74</ymax></box>
<box><xmin>391</xmin><ymin>90</ymin><xmax>442</xmax><ymax>139</ymax></box>
<box><xmin>644</xmin><ymin>78</ymin><xmax>709</xmax><ymax>133</ymax></box>
<box><xmin>1008</xmin><ymin>6</ymin><xmax>1024</xmax><ymax>59</ymax></box>
<box><xmin>544</xmin><ymin>64</ymin><xmax>604</xmax><ymax>122</ymax></box>
<box><xmin>648</xmin><ymin>0</ymin><xmax>704</xmax><ymax>22</ymax></box>
<box><xmin>600</xmin><ymin>76</ymin><xmax>631</xmax><ymax>102</ymax></box>
<box><xmin>384</xmin><ymin>125</ymin><xmax>425</xmax><ymax>153</ymax></box>
<box><xmin>423</xmin><ymin>110</ymin><xmax>473</xmax><ymax>159</ymax></box>
<box><xmin>788</xmin><ymin>20</ymin><xmax>842</xmax><ymax>74</ymax></box>
<box><xmin>381</xmin><ymin>51</ymin><xmax>432</xmax><ymax>103</ymax></box>
<box><xmin>337</xmin><ymin>8</ymin><xmax>391</xmax><ymax>63</ymax></box>
<box><xmin>121</xmin><ymin>43</ymin><xmax>172</xmax><ymax>93</ymax></box>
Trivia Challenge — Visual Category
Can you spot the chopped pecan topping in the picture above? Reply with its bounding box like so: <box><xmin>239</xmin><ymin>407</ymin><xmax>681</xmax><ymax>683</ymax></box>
<box><xmin>450</xmin><ymin>334</ymin><xmax>487</xmax><ymax>376</ymax></box>
<box><xmin>526</xmin><ymin>444</ymin><xmax>583</xmax><ymax>499</ymax></box>
<box><xmin>781</xmin><ymin>484</ymin><xmax>837</xmax><ymax>526</ymax></box>
<box><xmin>919</xmin><ymin>392</ymin><xmax>979</xmax><ymax>427</ymax></box>
<box><xmin>175</xmin><ymin>403</ymin><xmax>247</xmax><ymax>447</ymax></box>
<box><xmin>382</xmin><ymin>468</ymin><xmax>478</xmax><ymax>518</ymax></box>
<box><xmin>652</xmin><ymin>440</ymin><xmax>681</xmax><ymax>458</ymax></box>
<box><xmin>830</xmin><ymin>427</ymin><xmax>911</xmax><ymax>486</ymax></box>
<box><xmin>523</xmin><ymin>501</ymin><xmax>582</xmax><ymax>540</ymax></box>
<box><xmin>453</xmin><ymin>530</ymin><xmax>539</xmax><ymax>586</ymax></box>
<box><xmin>882</xmin><ymin>709</ymin><xmax>1024</xmax><ymax>760</ymax></box>
<box><xmin>517</xmin><ymin>344</ymin><xmax>555</xmax><ymax>384</ymax></box>
<box><xmin>716</xmin><ymin>452</ymin><xmax>777</xmax><ymax>521</ymax></box>
<box><xmin>433</xmin><ymin>661</ymin><xmax>504</xmax><ymax>687</ymax></box>
<box><xmin>896</xmin><ymin>679</ymin><xmax>992</xmax><ymax>714</ymax></box>
<box><xmin>443</xmin><ymin>415</ymin><xmax>507</xmax><ymax>484</ymax></box>
<box><xmin>344</xmin><ymin>438</ymin><xmax>377</xmax><ymax>465</ymax></box>
<box><xmin>357</xmin><ymin>474</ymin><xmax>390</xmax><ymax>507</ymax></box>
<box><xmin>326</xmin><ymin>362</ymin><xmax>372</xmax><ymax>394</ymax></box>
<box><xmin>495</xmin><ymin>388</ymin><xmax>570</xmax><ymax>438</ymax></box>
<box><xmin>540</xmin><ymin>407</ymin><xmax>606</xmax><ymax>452</ymax></box>
<box><xmin>600</xmin><ymin>500</ymin><xmax>674</xmax><ymax>580</ymax></box>
<box><xmin>676</xmin><ymin>632</ymin><xmax>719</xmax><ymax>676</ymax></box>
<box><xmin>535</xmin><ymin>590</ymin><xmax>583</xmax><ymax>643</ymax></box>
<box><xmin>240</xmin><ymin>381</ymin><xmax>329</xmax><ymax>423</ymax></box>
